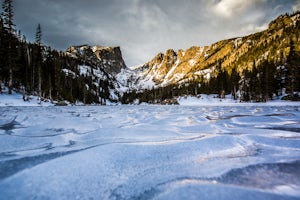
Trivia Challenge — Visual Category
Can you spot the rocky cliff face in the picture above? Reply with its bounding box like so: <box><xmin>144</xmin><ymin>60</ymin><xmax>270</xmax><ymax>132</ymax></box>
<box><xmin>133</xmin><ymin>12</ymin><xmax>300</xmax><ymax>89</ymax></box>
<box><xmin>66</xmin><ymin>45</ymin><xmax>126</xmax><ymax>75</ymax></box>
<box><xmin>61</xmin><ymin>45</ymin><xmax>130</xmax><ymax>103</ymax></box>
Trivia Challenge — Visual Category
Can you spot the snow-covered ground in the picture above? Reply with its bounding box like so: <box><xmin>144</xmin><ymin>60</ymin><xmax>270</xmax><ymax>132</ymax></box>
<box><xmin>177</xmin><ymin>95</ymin><xmax>300</xmax><ymax>106</ymax></box>
<box><xmin>0</xmin><ymin>104</ymin><xmax>300</xmax><ymax>199</ymax></box>
<box><xmin>0</xmin><ymin>89</ymin><xmax>53</xmax><ymax>107</ymax></box>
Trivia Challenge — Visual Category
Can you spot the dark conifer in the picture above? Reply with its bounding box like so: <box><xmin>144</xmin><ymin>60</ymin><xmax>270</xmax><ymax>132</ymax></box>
<box><xmin>1</xmin><ymin>0</ymin><xmax>16</xmax><ymax>94</ymax></box>
<box><xmin>35</xmin><ymin>23</ymin><xmax>43</xmax><ymax>99</ymax></box>
<box><xmin>285</xmin><ymin>41</ymin><xmax>300</xmax><ymax>98</ymax></box>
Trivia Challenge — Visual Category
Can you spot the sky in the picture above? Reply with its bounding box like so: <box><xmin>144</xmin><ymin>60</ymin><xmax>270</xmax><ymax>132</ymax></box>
<box><xmin>7</xmin><ymin>0</ymin><xmax>300</xmax><ymax>67</ymax></box>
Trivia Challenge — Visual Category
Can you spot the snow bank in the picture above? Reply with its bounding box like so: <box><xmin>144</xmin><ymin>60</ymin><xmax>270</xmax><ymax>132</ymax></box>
<box><xmin>177</xmin><ymin>95</ymin><xmax>300</xmax><ymax>106</ymax></box>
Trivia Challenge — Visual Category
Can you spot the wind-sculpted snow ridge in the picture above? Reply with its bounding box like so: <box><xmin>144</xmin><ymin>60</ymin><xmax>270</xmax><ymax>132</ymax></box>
<box><xmin>0</xmin><ymin>105</ymin><xmax>299</xmax><ymax>199</ymax></box>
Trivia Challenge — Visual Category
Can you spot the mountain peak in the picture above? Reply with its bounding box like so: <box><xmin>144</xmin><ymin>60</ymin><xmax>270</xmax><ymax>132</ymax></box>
<box><xmin>66</xmin><ymin>44</ymin><xmax>126</xmax><ymax>75</ymax></box>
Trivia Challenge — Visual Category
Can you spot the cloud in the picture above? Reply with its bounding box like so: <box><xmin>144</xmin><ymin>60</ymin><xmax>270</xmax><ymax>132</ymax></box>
<box><xmin>293</xmin><ymin>0</ymin><xmax>300</xmax><ymax>11</ymax></box>
<box><xmin>121</xmin><ymin>0</ymin><xmax>168</xmax><ymax>31</ymax></box>
<box><xmin>212</xmin><ymin>0</ymin><xmax>266</xmax><ymax>18</ymax></box>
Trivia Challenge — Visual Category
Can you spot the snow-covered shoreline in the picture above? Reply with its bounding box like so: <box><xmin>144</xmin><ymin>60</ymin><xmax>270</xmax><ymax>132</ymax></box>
<box><xmin>177</xmin><ymin>95</ymin><xmax>300</xmax><ymax>107</ymax></box>
<box><xmin>1</xmin><ymin>92</ymin><xmax>300</xmax><ymax>107</ymax></box>
<box><xmin>0</xmin><ymin>92</ymin><xmax>53</xmax><ymax>107</ymax></box>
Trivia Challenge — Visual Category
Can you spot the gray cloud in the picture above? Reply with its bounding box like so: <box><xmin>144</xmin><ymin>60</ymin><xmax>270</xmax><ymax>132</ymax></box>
<box><xmin>9</xmin><ymin>0</ymin><xmax>299</xmax><ymax>66</ymax></box>
<box><xmin>212</xmin><ymin>0</ymin><xmax>266</xmax><ymax>18</ymax></box>
<box><xmin>293</xmin><ymin>0</ymin><xmax>300</xmax><ymax>11</ymax></box>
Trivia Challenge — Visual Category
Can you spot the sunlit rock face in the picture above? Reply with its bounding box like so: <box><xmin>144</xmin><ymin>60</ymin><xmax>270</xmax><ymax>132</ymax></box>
<box><xmin>133</xmin><ymin>12</ymin><xmax>300</xmax><ymax>88</ymax></box>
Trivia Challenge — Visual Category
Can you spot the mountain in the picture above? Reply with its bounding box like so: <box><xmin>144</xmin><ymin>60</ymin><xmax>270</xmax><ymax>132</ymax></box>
<box><xmin>65</xmin><ymin>45</ymin><xmax>142</xmax><ymax>92</ymax></box>
<box><xmin>66</xmin><ymin>45</ymin><xmax>126</xmax><ymax>75</ymax></box>
<box><xmin>62</xmin><ymin>12</ymin><xmax>300</xmax><ymax>104</ymax></box>
<box><xmin>132</xmin><ymin>12</ymin><xmax>300</xmax><ymax>89</ymax></box>
<box><xmin>62</xmin><ymin>45</ymin><xmax>131</xmax><ymax>103</ymax></box>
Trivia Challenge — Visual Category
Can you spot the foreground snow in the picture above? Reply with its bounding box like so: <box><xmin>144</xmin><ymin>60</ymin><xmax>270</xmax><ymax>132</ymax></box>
<box><xmin>0</xmin><ymin>105</ymin><xmax>299</xmax><ymax>199</ymax></box>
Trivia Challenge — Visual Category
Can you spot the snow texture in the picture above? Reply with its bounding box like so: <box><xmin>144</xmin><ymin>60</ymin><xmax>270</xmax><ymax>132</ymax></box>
<box><xmin>0</xmin><ymin>102</ymin><xmax>300</xmax><ymax>199</ymax></box>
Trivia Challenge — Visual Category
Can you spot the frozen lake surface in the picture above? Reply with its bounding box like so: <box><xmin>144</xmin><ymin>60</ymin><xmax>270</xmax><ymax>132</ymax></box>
<box><xmin>0</xmin><ymin>105</ymin><xmax>300</xmax><ymax>199</ymax></box>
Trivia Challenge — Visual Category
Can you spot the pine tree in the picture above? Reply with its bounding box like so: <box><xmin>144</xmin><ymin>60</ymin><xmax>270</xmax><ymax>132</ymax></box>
<box><xmin>35</xmin><ymin>23</ymin><xmax>42</xmax><ymax>100</ymax></box>
<box><xmin>1</xmin><ymin>0</ymin><xmax>14</xmax><ymax>33</ymax></box>
<box><xmin>285</xmin><ymin>41</ymin><xmax>300</xmax><ymax>98</ymax></box>
<box><xmin>0</xmin><ymin>17</ymin><xmax>4</xmax><ymax>93</ymax></box>
<box><xmin>35</xmin><ymin>23</ymin><xmax>41</xmax><ymax>45</ymax></box>
<box><xmin>1</xmin><ymin>0</ymin><xmax>16</xmax><ymax>94</ymax></box>
<box><xmin>261</xmin><ymin>61</ymin><xmax>276</xmax><ymax>101</ymax></box>
<box><xmin>240</xmin><ymin>70</ymin><xmax>251</xmax><ymax>102</ymax></box>
<box><xmin>230</xmin><ymin>68</ymin><xmax>240</xmax><ymax>100</ymax></box>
